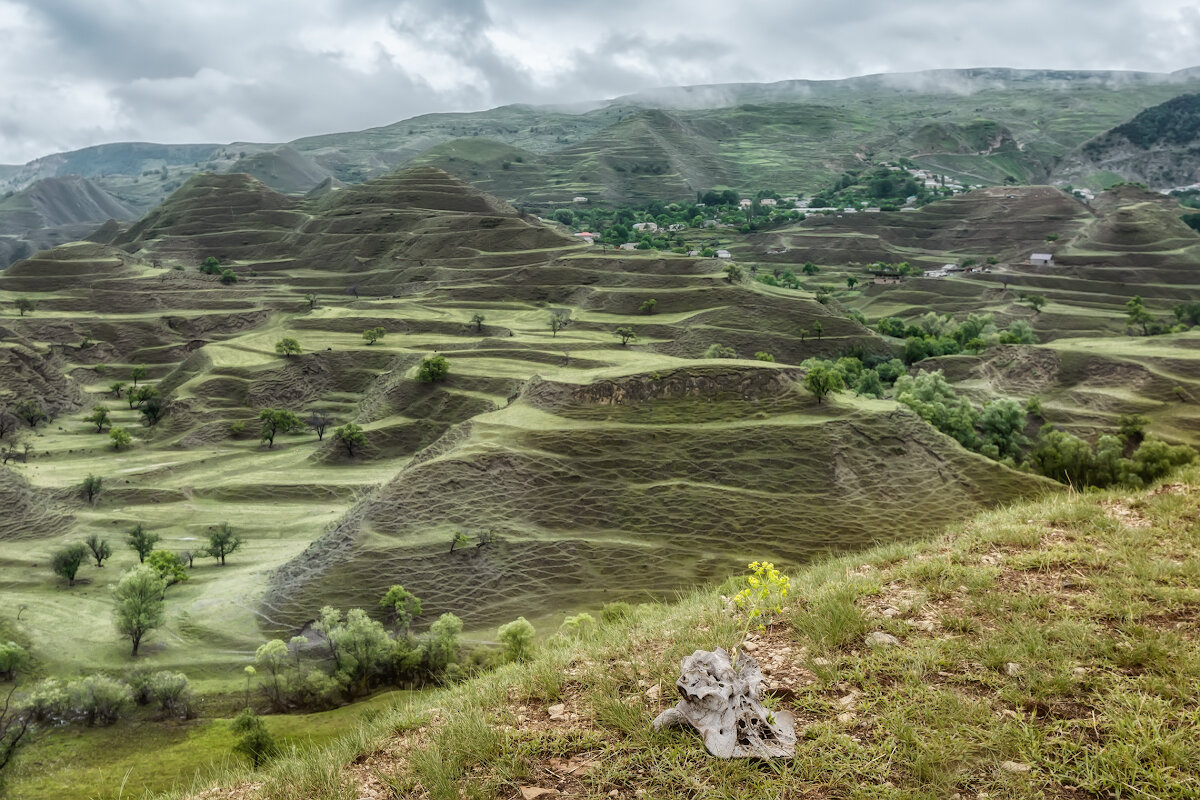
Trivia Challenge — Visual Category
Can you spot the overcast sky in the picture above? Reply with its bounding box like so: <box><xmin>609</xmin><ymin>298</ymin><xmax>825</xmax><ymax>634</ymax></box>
<box><xmin>2</xmin><ymin>0</ymin><xmax>1199</xmax><ymax>164</ymax></box>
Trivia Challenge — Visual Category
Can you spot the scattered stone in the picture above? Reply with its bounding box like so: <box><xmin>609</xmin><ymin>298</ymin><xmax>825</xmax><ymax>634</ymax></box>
<box><xmin>1005</xmin><ymin>662</ymin><xmax>1022</xmax><ymax>676</ymax></box>
<box><xmin>520</xmin><ymin>788</ymin><xmax>559</xmax><ymax>799</ymax></box>
<box><xmin>547</xmin><ymin>703</ymin><xmax>568</xmax><ymax>721</ymax></box>
<box><xmin>1072</xmin><ymin>667</ymin><xmax>1088</xmax><ymax>677</ymax></box>
<box><xmin>645</xmin><ymin>683</ymin><xmax>661</xmax><ymax>701</ymax></box>
<box><xmin>865</xmin><ymin>631</ymin><xmax>900</xmax><ymax>647</ymax></box>
<box><xmin>653</xmin><ymin>647</ymin><xmax>796</xmax><ymax>758</ymax></box>
<box><xmin>1000</xmin><ymin>760</ymin><xmax>1031</xmax><ymax>774</ymax></box>
<box><xmin>911</xmin><ymin>620</ymin><xmax>936</xmax><ymax>632</ymax></box>
<box><xmin>836</xmin><ymin>711</ymin><xmax>855</xmax><ymax>724</ymax></box>
<box><xmin>740</xmin><ymin>640</ymin><xmax>758</xmax><ymax>653</ymax></box>
<box><xmin>835</xmin><ymin>692</ymin><xmax>859</xmax><ymax>710</ymax></box>
<box><xmin>881</xmin><ymin>606</ymin><xmax>901</xmax><ymax>618</ymax></box>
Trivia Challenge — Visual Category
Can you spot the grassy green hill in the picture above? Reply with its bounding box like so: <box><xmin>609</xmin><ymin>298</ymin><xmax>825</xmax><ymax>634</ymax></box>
<box><xmin>3</xmin><ymin>163</ymin><xmax>1200</xmax><ymax>798</ymax></box>
<box><xmin>167</xmin><ymin>470</ymin><xmax>1200</xmax><ymax>800</ymax></box>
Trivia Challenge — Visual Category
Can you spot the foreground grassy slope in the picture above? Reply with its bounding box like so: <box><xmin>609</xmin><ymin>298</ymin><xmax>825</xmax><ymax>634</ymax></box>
<box><xmin>186</xmin><ymin>469</ymin><xmax>1200</xmax><ymax>800</ymax></box>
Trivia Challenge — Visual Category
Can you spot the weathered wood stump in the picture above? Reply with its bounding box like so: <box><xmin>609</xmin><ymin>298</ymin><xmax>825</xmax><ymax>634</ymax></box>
<box><xmin>652</xmin><ymin>647</ymin><xmax>796</xmax><ymax>758</ymax></box>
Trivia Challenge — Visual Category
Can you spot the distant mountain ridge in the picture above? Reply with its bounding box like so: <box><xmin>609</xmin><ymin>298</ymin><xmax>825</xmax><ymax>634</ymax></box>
<box><xmin>3</xmin><ymin>66</ymin><xmax>1200</xmax><ymax>266</ymax></box>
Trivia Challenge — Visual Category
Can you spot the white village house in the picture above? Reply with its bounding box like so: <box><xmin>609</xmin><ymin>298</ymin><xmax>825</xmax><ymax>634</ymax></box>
<box><xmin>631</xmin><ymin>222</ymin><xmax>658</xmax><ymax>232</ymax></box>
<box><xmin>1030</xmin><ymin>253</ymin><xmax>1055</xmax><ymax>267</ymax></box>
<box><xmin>716</xmin><ymin>249</ymin><xmax>732</xmax><ymax>259</ymax></box>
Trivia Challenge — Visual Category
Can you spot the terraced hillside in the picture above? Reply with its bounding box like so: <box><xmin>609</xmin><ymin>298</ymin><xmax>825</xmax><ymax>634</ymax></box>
<box><xmin>732</xmin><ymin>183</ymin><xmax>1200</xmax><ymax>458</ymax></box>
<box><xmin>0</xmin><ymin>166</ymin><xmax>1050</xmax><ymax>685</ymax></box>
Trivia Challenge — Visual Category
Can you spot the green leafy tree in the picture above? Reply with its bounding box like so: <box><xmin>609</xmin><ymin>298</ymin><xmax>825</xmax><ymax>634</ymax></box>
<box><xmin>50</xmin><ymin>543</ymin><xmax>89</xmax><ymax>587</ymax></box>
<box><xmin>84</xmin><ymin>534</ymin><xmax>112</xmax><ymax>568</ymax></box>
<box><xmin>274</xmin><ymin>338</ymin><xmax>302</xmax><ymax>358</ymax></box>
<box><xmin>497</xmin><ymin>617</ymin><xmax>536</xmax><ymax>663</ymax></box>
<box><xmin>979</xmin><ymin>399</ymin><xmax>1029</xmax><ymax>460</ymax></box>
<box><xmin>1025</xmin><ymin>294</ymin><xmax>1047</xmax><ymax>314</ymax></box>
<box><xmin>469</xmin><ymin>313</ymin><xmax>486</xmax><ymax>333</ymax></box>
<box><xmin>380</xmin><ymin>585</ymin><xmax>423</xmax><ymax>634</ymax></box>
<box><xmin>231</xmin><ymin>709</ymin><xmax>276</xmax><ymax>769</ymax></box>
<box><xmin>258</xmin><ymin>409</ymin><xmax>302</xmax><ymax>448</ymax></box>
<box><xmin>130</xmin><ymin>365</ymin><xmax>147</xmax><ymax>387</ymax></box>
<box><xmin>13</xmin><ymin>298</ymin><xmax>34</xmax><ymax>316</ymax></box>
<box><xmin>254</xmin><ymin>640</ymin><xmax>289</xmax><ymax>708</ymax></box>
<box><xmin>109</xmin><ymin>381</ymin><xmax>127</xmax><ymax>398</ymax></box>
<box><xmin>14</xmin><ymin>399</ymin><xmax>46</xmax><ymax>428</ymax></box>
<box><xmin>84</xmin><ymin>406</ymin><xmax>110</xmax><ymax>433</ymax></box>
<box><xmin>998</xmin><ymin>319</ymin><xmax>1038</xmax><ymax>345</ymax></box>
<box><xmin>549</xmin><ymin>313</ymin><xmax>568</xmax><ymax>337</ymax></box>
<box><xmin>139</xmin><ymin>397</ymin><xmax>166</xmax><ymax>427</ymax></box>
<box><xmin>146</xmin><ymin>551</ymin><xmax>188</xmax><ymax>586</ymax></box>
<box><xmin>205</xmin><ymin>522</ymin><xmax>243</xmax><ymax>567</ymax></box>
<box><xmin>804</xmin><ymin>364</ymin><xmax>844</xmax><ymax>404</ymax></box>
<box><xmin>894</xmin><ymin>371</ymin><xmax>980</xmax><ymax>450</ymax></box>
<box><xmin>854</xmin><ymin>369</ymin><xmax>885</xmax><ymax>398</ymax></box>
<box><xmin>113</xmin><ymin>566</ymin><xmax>167</xmax><ymax>656</ymax></box>
<box><xmin>0</xmin><ymin>642</ymin><xmax>29</xmax><ymax>681</ymax></box>
<box><xmin>304</xmin><ymin>293</ymin><xmax>318</xmax><ymax>310</ymax></box>
<box><xmin>219</xmin><ymin>269</ymin><xmax>238</xmax><ymax>284</ymax></box>
<box><xmin>802</xmin><ymin>262</ymin><xmax>819</xmax><ymax>275</ymax></box>
<box><xmin>362</xmin><ymin>327</ymin><xmax>386</xmax><ymax>345</ymax></box>
<box><xmin>1126</xmin><ymin>295</ymin><xmax>1154</xmax><ymax>336</ymax></box>
<box><xmin>127</xmin><ymin>524</ymin><xmax>160</xmax><ymax>563</ymax></box>
<box><xmin>425</xmin><ymin>613</ymin><xmax>463</xmax><ymax>674</ymax></box>
<box><xmin>417</xmin><ymin>355</ymin><xmax>450</xmax><ymax>382</ymax></box>
<box><xmin>754</xmin><ymin>351</ymin><xmax>775</xmax><ymax>362</ymax></box>
<box><xmin>639</xmin><ymin>298</ymin><xmax>657</xmax><ymax>314</ymax></box>
<box><xmin>811</xmin><ymin>321</ymin><xmax>824</xmax><ymax>340</ymax></box>
<box><xmin>846</xmin><ymin>276</ymin><xmax>859</xmax><ymax>289</ymax></box>
<box><xmin>80</xmin><ymin>474</ymin><xmax>103</xmax><ymax>505</ymax></box>
<box><xmin>703</xmin><ymin>343</ymin><xmax>737</xmax><ymax>359</ymax></box>
<box><xmin>724</xmin><ymin>263</ymin><xmax>744</xmax><ymax>283</ymax></box>
<box><xmin>614</xmin><ymin>327</ymin><xmax>637</xmax><ymax>346</ymax></box>
<box><xmin>110</xmin><ymin>427</ymin><xmax>132</xmax><ymax>450</ymax></box>
<box><xmin>333</xmin><ymin>423</ymin><xmax>366</xmax><ymax>456</ymax></box>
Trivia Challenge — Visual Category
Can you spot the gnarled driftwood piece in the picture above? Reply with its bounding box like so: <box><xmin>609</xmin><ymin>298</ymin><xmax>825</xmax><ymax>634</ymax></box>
<box><xmin>652</xmin><ymin>647</ymin><xmax>795</xmax><ymax>758</ymax></box>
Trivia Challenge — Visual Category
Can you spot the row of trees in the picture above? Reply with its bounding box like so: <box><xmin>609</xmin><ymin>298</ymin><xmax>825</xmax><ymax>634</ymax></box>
<box><xmin>876</xmin><ymin>312</ymin><xmax>1038</xmax><ymax>364</ymax></box>
<box><xmin>51</xmin><ymin>522</ymin><xmax>243</xmax><ymax>589</ymax></box>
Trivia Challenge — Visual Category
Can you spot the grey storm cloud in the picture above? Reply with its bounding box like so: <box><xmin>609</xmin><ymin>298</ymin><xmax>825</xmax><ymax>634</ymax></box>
<box><xmin>1</xmin><ymin>0</ymin><xmax>1198</xmax><ymax>163</ymax></box>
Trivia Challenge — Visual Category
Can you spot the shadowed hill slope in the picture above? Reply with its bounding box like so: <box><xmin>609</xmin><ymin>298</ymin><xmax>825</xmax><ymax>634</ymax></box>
<box><xmin>264</xmin><ymin>365</ymin><xmax>1053</xmax><ymax>631</ymax></box>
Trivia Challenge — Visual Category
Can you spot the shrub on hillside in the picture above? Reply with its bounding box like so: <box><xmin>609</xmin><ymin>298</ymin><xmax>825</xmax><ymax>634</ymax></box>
<box><xmin>417</xmin><ymin>355</ymin><xmax>450</xmax><ymax>382</ymax></box>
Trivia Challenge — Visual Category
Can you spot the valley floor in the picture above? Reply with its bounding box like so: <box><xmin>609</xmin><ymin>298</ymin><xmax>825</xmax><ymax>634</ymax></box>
<box><xmin>169</xmin><ymin>468</ymin><xmax>1200</xmax><ymax>800</ymax></box>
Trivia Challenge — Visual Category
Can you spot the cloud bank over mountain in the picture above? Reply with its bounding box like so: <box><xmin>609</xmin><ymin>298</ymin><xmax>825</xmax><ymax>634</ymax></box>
<box><xmin>2</xmin><ymin>0</ymin><xmax>1199</xmax><ymax>163</ymax></box>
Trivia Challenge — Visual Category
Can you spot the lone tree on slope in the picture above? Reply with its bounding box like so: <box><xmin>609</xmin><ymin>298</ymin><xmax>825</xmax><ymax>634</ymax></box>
<box><xmin>127</xmin><ymin>524</ymin><xmax>160</xmax><ymax>563</ymax></box>
<box><xmin>333</xmin><ymin>423</ymin><xmax>366</xmax><ymax>457</ymax></box>
<box><xmin>258</xmin><ymin>409</ymin><xmax>302</xmax><ymax>447</ymax></box>
<box><xmin>113</xmin><ymin>566</ymin><xmax>167</xmax><ymax>657</ymax></box>
<box><xmin>804</xmin><ymin>364</ymin><xmax>845</xmax><ymax>404</ymax></box>
<box><xmin>80</xmin><ymin>474</ymin><xmax>103</xmax><ymax>505</ymax></box>
<box><xmin>305</xmin><ymin>410</ymin><xmax>334</xmax><ymax>441</ymax></box>
<box><xmin>274</xmin><ymin>338</ymin><xmax>302</xmax><ymax>358</ymax></box>
<box><xmin>84</xmin><ymin>534</ymin><xmax>112</xmax><ymax>568</ymax></box>
<box><xmin>85</xmin><ymin>406</ymin><xmax>111</xmax><ymax>433</ymax></box>
<box><xmin>204</xmin><ymin>523</ymin><xmax>243</xmax><ymax>567</ymax></box>
<box><xmin>50</xmin><ymin>543</ymin><xmax>89</xmax><ymax>587</ymax></box>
